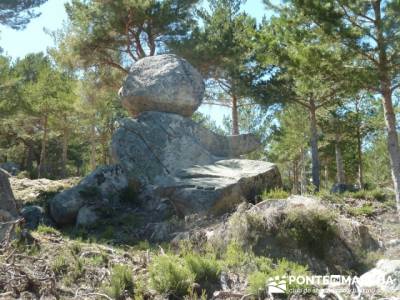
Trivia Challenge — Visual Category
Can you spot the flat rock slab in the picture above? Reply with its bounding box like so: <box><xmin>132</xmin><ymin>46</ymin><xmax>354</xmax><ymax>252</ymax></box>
<box><xmin>119</xmin><ymin>54</ymin><xmax>205</xmax><ymax>117</ymax></box>
<box><xmin>155</xmin><ymin>159</ymin><xmax>282</xmax><ymax>216</ymax></box>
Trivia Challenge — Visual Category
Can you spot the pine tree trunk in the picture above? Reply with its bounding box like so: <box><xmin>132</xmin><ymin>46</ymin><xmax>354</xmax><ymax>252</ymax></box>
<box><xmin>300</xmin><ymin>147</ymin><xmax>307</xmax><ymax>194</ymax></box>
<box><xmin>38</xmin><ymin>115</ymin><xmax>48</xmax><ymax>178</ymax></box>
<box><xmin>231</xmin><ymin>95</ymin><xmax>239</xmax><ymax>135</ymax></box>
<box><xmin>61</xmin><ymin>124</ymin><xmax>69</xmax><ymax>178</ymax></box>
<box><xmin>356</xmin><ymin>127</ymin><xmax>364</xmax><ymax>188</ymax></box>
<box><xmin>335</xmin><ymin>133</ymin><xmax>345</xmax><ymax>184</ymax></box>
<box><xmin>90</xmin><ymin>123</ymin><xmax>97</xmax><ymax>171</ymax></box>
<box><xmin>25</xmin><ymin>141</ymin><xmax>34</xmax><ymax>175</ymax></box>
<box><xmin>292</xmin><ymin>160</ymin><xmax>299</xmax><ymax>194</ymax></box>
<box><xmin>374</xmin><ymin>0</ymin><xmax>400</xmax><ymax>216</ymax></box>
<box><xmin>309</xmin><ymin>102</ymin><xmax>320</xmax><ymax>191</ymax></box>
<box><xmin>381</xmin><ymin>86</ymin><xmax>400</xmax><ymax>217</ymax></box>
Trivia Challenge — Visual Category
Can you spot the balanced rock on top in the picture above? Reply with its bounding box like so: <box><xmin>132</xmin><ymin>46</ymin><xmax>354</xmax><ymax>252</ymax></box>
<box><xmin>119</xmin><ymin>54</ymin><xmax>205</xmax><ymax>117</ymax></box>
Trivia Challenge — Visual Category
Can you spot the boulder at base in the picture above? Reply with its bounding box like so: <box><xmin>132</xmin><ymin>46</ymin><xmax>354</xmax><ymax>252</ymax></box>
<box><xmin>111</xmin><ymin>112</ymin><xmax>261</xmax><ymax>184</ymax></box>
<box><xmin>156</xmin><ymin>159</ymin><xmax>281</xmax><ymax>216</ymax></box>
<box><xmin>358</xmin><ymin>259</ymin><xmax>400</xmax><ymax>293</ymax></box>
<box><xmin>119</xmin><ymin>54</ymin><xmax>205</xmax><ymax>117</ymax></box>
<box><xmin>49</xmin><ymin>165</ymin><xmax>129</xmax><ymax>225</ymax></box>
<box><xmin>0</xmin><ymin>168</ymin><xmax>18</xmax><ymax>242</ymax></box>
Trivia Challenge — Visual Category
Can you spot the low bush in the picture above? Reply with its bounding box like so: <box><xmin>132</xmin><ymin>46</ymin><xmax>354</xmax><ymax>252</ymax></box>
<box><xmin>348</xmin><ymin>203</ymin><xmax>375</xmax><ymax>217</ymax></box>
<box><xmin>103</xmin><ymin>264</ymin><xmax>134</xmax><ymax>300</ymax></box>
<box><xmin>184</xmin><ymin>253</ymin><xmax>221</xmax><ymax>283</ymax></box>
<box><xmin>262</xmin><ymin>188</ymin><xmax>290</xmax><ymax>200</ymax></box>
<box><xmin>36</xmin><ymin>224</ymin><xmax>60</xmax><ymax>235</ymax></box>
<box><xmin>247</xmin><ymin>258</ymin><xmax>310</xmax><ymax>296</ymax></box>
<box><xmin>149</xmin><ymin>254</ymin><xmax>195</xmax><ymax>298</ymax></box>
<box><xmin>278</xmin><ymin>208</ymin><xmax>338</xmax><ymax>259</ymax></box>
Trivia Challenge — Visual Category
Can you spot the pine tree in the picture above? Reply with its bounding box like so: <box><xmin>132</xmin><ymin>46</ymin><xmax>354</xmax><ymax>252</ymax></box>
<box><xmin>170</xmin><ymin>0</ymin><xmax>271</xmax><ymax>135</ymax></box>
<box><xmin>0</xmin><ymin>0</ymin><xmax>47</xmax><ymax>29</ymax></box>
<box><xmin>257</xmin><ymin>6</ymin><xmax>355</xmax><ymax>191</ymax></box>
<box><xmin>56</xmin><ymin>0</ymin><xmax>199</xmax><ymax>73</ymax></box>
<box><xmin>289</xmin><ymin>0</ymin><xmax>400</xmax><ymax>216</ymax></box>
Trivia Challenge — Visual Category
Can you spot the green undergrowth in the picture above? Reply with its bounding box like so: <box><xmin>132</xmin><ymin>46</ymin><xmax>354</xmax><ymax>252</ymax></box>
<box><xmin>348</xmin><ymin>203</ymin><xmax>375</xmax><ymax>217</ymax></box>
<box><xmin>262</xmin><ymin>188</ymin><xmax>290</xmax><ymax>200</ymax></box>
<box><xmin>102</xmin><ymin>264</ymin><xmax>135</xmax><ymax>300</ymax></box>
<box><xmin>318</xmin><ymin>188</ymin><xmax>394</xmax><ymax>204</ymax></box>
<box><xmin>277</xmin><ymin>209</ymin><xmax>338</xmax><ymax>260</ymax></box>
<box><xmin>148</xmin><ymin>241</ymin><xmax>310</xmax><ymax>299</ymax></box>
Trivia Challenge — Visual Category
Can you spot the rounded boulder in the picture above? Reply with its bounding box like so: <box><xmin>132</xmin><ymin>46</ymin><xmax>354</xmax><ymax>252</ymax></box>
<box><xmin>119</xmin><ymin>54</ymin><xmax>205</xmax><ymax>117</ymax></box>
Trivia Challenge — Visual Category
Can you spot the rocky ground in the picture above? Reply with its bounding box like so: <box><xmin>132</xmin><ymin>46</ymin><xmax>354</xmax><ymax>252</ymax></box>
<box><xmin>0</xmin><ymin>177</ymin><xmax>399</xmax><ymax>300</ymax></box>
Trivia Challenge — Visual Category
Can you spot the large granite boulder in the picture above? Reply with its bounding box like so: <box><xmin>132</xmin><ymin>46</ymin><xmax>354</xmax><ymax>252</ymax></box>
<box><xmin>0</xmin><ymin>169</ymin><xmax>18</xmax><ymax>242</ymax></box>
<box><xmin>49</xmin><ymin>165</ymin><xmax>129</xmax><ymax>225</ymax></box>
<box><xmin>119</xmin><ymin>54</ymin><xmax>205</xmax><ymax>117</ymax></box>
<box><xmin>156</xmin><ymin>159</ymin><xmax>281</xmax><ymax>216</ymax></box>
<box><xmin>111</xmin><ymin>112</ymin><xmax>261</xmax><ymax>184</ymax></box>
<box><xmin>208</xmin><ymin>196</ymin><xmax>379</xmax><ymax>274</ymax></box>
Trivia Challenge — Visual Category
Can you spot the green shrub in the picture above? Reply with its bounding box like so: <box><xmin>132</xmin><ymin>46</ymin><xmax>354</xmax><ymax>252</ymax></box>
<box><xmin>52</xmin><ymin>255</ymin><xmax>69</xmax><ymax>275</ymax></box>
<box><xmin>248</xmin><ymin>271</ymin><xmax>268</xmax><ymax>296</ymax></box>
<box><xmin>101</xmin><ymin>225</ymin><xmax>115</xmax><ymax>240</ymax></box>
<box><xmin>149</xmin><ymin>254</ymin><xmax>195</xmax><ymax>298</ymax></box>
<box><xmin>370</xmin><ymin>189</ymin><xmax>387</xmax><ymax>202</ymax></box>
<box><xmin>262</xmin><ymin>188</ymin><xmax>290</xmax><ymax>200</ymax></box>
<box><xmin>347</xmin><ymin>188</ymin><xmax>393</xmax><ymax>202</ymax></box>
<box><xmin>318</xmin><ymin>190</ymin><xmax>344</xmax><ymax>204</ymax></box>
<box><xmin>349</xmin><ymin>190</ymin><xmax>368</xmax><ymax>200</ymax></box>
<box><xmin>184</xmin><ymin>253</ymin><xmax>221</xmax><ymax>283</ymax></box>
<box><xmin>348</xmin><ymin>203</ymin><xmax>375</xmax><ymax>217</ymax></box>
<box><xmin>36</xmin><ymin>224</ymin><xmax>60</xmax><ymax>235</ymax></box>
<box><xmin>104</xmin><ymin>265</ymin><xmax>134</xmax><ymax>300</ymax></box>
<box><xmin>16</xmin><ymin>171</ymin><xmax>30</xmax><ymax>179</ymax></box>
<box><xmin>247</xmin><ymin>259</ymin><xmax>310</xmax><ymax>296</ymax></box>
<box><xmin>279</xmin><ymin>209</ymin><xmax>338</xmax><ymax>259</ymax></box>
<box><xmin>223</xmin><ymin>242</ymin><xmax>253</xmax><ymax>269</ymax></box>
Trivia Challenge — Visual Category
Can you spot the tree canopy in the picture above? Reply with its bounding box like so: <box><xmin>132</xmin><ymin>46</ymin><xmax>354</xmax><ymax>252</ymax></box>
<box><xmin>57</xmin><ymin>0</ymin><xmax>199</xmax><ymax>73</ymax></box>
<box><xmin>0</xmin><ymin>0</ymin><xmax>48</xmax><ymax>29</ymax></box>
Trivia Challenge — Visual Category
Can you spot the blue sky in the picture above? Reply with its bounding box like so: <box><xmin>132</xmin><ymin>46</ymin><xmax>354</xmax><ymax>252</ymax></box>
<box><xmin>0</xmin><ymin>0</ymin><xmax>268</xmax><ymax>127</ymax></box>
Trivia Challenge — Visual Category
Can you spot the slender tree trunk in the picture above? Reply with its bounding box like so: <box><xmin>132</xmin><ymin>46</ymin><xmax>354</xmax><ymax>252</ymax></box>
<box><xmin>335</xmin><ymin>133</ymin><xmax>345</xmax><ymax>184</ymax></box>
<box><xmin>309</xmin><ymin>101</ymin><xmax>320</xmax><ymax>191</ymax></box>
<box><xmin>381</xmin><ymin>85</ymin><xmax>400</xmax><ymax>216</ymax></box>
<box><xmin>293</xmin><ymin>160</ymin><xmax>301</xmax><ymax>194</ymax></box>
<box><xmin>61</xmin><ymin>124</ymin><xmax>69</xmax><ymax>178</ymax></box>
<box><xmin>231</xmin><ymin>95</ymin><xmax>239</xmax><ymax>135</ymax></box>
<box><xmin>374</xmin><ymin>0</ymin><xmax>400</xmax><ymax>216</ymax></box>
<box><xmin>90</xmin><ymin>123</ymin><xmax>97</xmax><ymax>171</ymax></box>
<box><xmin>356</xmin><ymin>127</ymin><xmax>364</xmax><ymax>188</ymax></box>
<box><xmin>324</xmin><ymin>164</ymin><xmax>328</xmax><ymax>189</ymax></box>
<box><xmin>38</xmin><ymin>115</ymin><xmax>48</xmax><ymax>178</ymax></box>
<box><xmin>25</xmin><ymin>142</ymin><xmax>34</xmax><ymax>175</ymax></box>
<box><xmin>300</xmin><ymin>147</ymin><xmax>307</xmax><ymax>194</ymax></box>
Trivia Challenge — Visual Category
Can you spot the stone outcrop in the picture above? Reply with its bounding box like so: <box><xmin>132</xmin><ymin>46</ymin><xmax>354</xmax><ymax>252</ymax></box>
<box><xmin>0</xmin><ymin>168</ymin><xmax>18</xmax><ymax>242</ymax></box>
<box><xmin>207</xmin><ymin>196</ymin><xmax>379</xmax><ymax>274</ymax></box>
<box><xmin>49</xmin><ymin>54</ymin><xmax>281</xmax><ymax>225</ymax></box>
<box><xmin>119</xmin><ymin>54</ymin><xmax>204</xmax><ymax>117</ymax></box>
<box><xmin>155</xmin><ymin>159</ymin><xmax>280</xmax><ymax>216</ymax></box>
<box><xmin>49</xmin><ymin>165</ymin><xmax>129</xmax><ymax>225</ymax></box>
<box><xmin>111</xmin><ymin>112</ymin><xmax>261</xmax><ymax>184</ymax></box>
